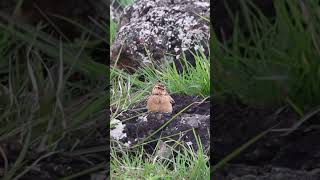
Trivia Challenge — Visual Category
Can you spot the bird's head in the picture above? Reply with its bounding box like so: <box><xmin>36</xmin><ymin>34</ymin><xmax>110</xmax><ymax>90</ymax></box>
<box><xmin>152</xmin><ymin>81</ymin><xmax>167</xmax><ymax>95</ymax></box>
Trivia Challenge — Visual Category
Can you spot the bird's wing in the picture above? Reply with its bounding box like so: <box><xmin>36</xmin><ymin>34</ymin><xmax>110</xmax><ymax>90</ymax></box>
<box><xmin>146</xmin><ymin>94</ymin><xmax>151</xmax><ymax>103</ymax></box>
<box><xmin>169</xmin><ymin>95</ymin><xmax>175</xmax><ymax>104</ymax></box>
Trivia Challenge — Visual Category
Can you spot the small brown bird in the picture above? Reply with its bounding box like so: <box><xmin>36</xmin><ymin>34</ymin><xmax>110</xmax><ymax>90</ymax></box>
<box><xmin>147</xmin><ymin>81</ymin><xmax>174</xmax><ymax>113</ymax></box>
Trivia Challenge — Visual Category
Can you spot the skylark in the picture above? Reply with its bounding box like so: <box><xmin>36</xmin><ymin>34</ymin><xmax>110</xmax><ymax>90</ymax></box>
<box><xmin>147</xmin><ymin>81</ymin><xmax>175</xmax><ymax>113</ymax></box>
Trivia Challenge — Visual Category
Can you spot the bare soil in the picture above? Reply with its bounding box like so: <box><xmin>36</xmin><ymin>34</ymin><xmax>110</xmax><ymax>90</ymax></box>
<box><xmin>212</xmin><ymin>100</ymin><xmax>320</xmax><ymax>179</ymax></box>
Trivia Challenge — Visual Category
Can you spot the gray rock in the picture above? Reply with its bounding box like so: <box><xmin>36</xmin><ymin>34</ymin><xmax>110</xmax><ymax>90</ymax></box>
<box><xmin>118</xmin><ymin>112</ymin><xmax>210</xmax><ymax>152</ymax></box>
<box><xmin>111</xmin><ymin>0</ymin><xmax>210</xmax><ymax>72</ymax></box>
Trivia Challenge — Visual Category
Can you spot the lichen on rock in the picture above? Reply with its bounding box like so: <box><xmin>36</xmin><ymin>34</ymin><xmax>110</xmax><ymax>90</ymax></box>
<box><xmin>111</xmin><ymin>0</ymin><xmax>210</xmax><ymax>72</ymax></box>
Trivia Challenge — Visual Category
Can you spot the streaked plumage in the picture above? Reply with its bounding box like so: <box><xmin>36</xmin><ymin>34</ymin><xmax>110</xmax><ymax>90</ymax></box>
<box><xmin>147</xmin><ymin>81</ymin><xmax>174</xmax><ymax>113</ymax></box>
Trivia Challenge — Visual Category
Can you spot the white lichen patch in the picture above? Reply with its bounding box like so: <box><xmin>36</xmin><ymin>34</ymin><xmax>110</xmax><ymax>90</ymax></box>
<box><xmin>110</xmin><ymin>119</ymin><xmax>127</xmax><ymax>141</ymax></box>
<box><xmin>186</xmin><ymin>141</ymin><xmax>193</xmax><ymax>146</ymax></box>
<box><xmin>138</xmin><ymin>115</ymin><xmax>148</xmax><ymax>122</ymax></box>
<box><xmin>194</xmin><ymin>44</ymin><xmax>205</xmax><ymax>52</ymax></box>
<box><xmin>180</xmin><ymin>114</ymin><xmax>210</xmax><ymax>128</ymax></box>
<box><xmin>124</xmin><ymin>141</ymin><xmax>131</xmax><ymax>147</ymax></box>
<box><xmin>194</xmin><ymin>1</ymin><xmax>210</xmax><ymax>8</ymax></box>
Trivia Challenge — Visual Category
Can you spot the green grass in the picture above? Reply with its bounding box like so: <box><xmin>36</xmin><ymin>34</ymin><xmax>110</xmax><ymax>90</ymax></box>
<box><xmin>114</xmin><ymin>0</ymin><xmax>136</xmax><ymax>6</ymax></box>
<box><xmin>212</xmin><ymin>0</ymin><xmax>320</xmax><ymax>175</ymax></box>
<box><xmin>111</xmin><ymin>133</ymin><xmax>210</xmax><ymax>180</ymax></box>
<box><xmin>213</xmin><ymin>0</ymin><xmax>320</xmax><ymax>110</ymax></box>
<box><xmin>110</xmin><ymin>19</ymin><xmax>118</xmax><ymax>45</ymax></box>
<box><xmin>110</xmin><ymin>50</ymin><xmax>210</xmax><ymax>101</ymax></box>
<box><xmin>0</xmin><ymin>8</ymin><xmax>107</xmax><ymax>179</ymax></box>
<box><xmin>136</xmin><ymin>51</ymin><xmax>210</xmax><ymax>96</ymax></box>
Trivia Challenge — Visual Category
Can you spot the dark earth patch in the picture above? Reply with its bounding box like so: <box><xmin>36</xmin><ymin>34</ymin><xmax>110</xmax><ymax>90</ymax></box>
<box><xmin>112</xmin><ymin>94</ymin><xmax>210</xmax><ymax>153</ymax></box>
<box><xmin>0</xmin><ymin>119</ymin><xmax>107</xmax><ymax>179</ymax></box>
<box><xmin>213</xmin><ymin>100</ymin><xmax>320</xmax><ymax>179</ymax></box>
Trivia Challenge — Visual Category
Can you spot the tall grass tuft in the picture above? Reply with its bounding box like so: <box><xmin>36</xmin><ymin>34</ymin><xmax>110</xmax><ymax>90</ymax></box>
<box><xmin>213</xmin><ymin>0</ymin><xmax>320</xmax><ymax>109</ymax></box>
<box><xmin>0</xmin><ymin>10</ymin><xmax>107</xmax><ymax>178</ymax></box>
